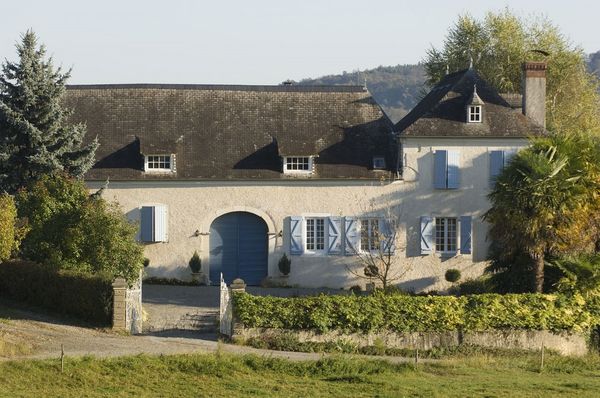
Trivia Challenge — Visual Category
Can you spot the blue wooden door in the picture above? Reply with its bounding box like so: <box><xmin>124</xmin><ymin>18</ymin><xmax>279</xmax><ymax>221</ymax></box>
<box><xmin>209</xmin><ymin>212</ymin><xmax>268</xmax><ymax>285</ymax></box>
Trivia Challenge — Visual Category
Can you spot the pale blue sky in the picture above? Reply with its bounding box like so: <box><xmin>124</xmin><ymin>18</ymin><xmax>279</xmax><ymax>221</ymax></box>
<box><xmin>1</xmin><ymin>0</ymin><xmax>598</xmax><ymax>84</ymax></box>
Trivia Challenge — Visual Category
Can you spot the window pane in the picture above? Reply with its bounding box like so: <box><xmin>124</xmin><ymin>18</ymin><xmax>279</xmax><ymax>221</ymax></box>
<box><xmin>371</xmin><ymin>220</ymin><xmax>379</xmax><ymax>250</ymax></box>
<box><xmin>361</xmin><ymin>220</ymin><xmax>369</xmax><ymax>251</ymax></box>
<box><xmin>306</xmin><ymin>219</ymin><xmax>315</xmax><ymax>250</ymax></box>
<box><xmin>435</xmin><ymin>218</ymin><xmax>445</xmax><ymax>252</ymax></box>
<box><xmin>447</xmin><ymin>218</ymin><xmax>457</xmax><ymax>252</ymax></box>
<box><xmin>316</xmin><ymin>218</ymin><xmax>325</xmax><ymax>250</ymax></box>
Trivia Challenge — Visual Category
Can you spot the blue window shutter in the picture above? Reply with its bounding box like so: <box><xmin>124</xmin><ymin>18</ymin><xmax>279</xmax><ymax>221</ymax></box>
<box><xmin>434</xmin><ymin>150</ymin><xmax>448</xmax><ymax>189</ymax></box>
<box><xmin>154</xmin><ymin>205</ymin><xmax>167</xmax><ymax>242</ymax></box>
<box><xmin>460</xmin><ymin>216</ymin><xmax>472</xmax><ymax>254</ymax></box>
<box><xmin>490</xmin><ymin>150</ymin><xmax>504</xmax><ymax>186</ymax></box>
<box><xmin>381</xmin><ymin>218</ymin><xmax>396</xmax><ymax>255</ymax></box>
<box><xmin>447</xmin><ymin>150</ymin><xmax>460</xmax><ymax>189</ymax></box>
<box><xmin>504</xmin><ymin>149</ymin><xmax>517</xmax><ymax>166</ymax></box>
<box><xmin>420</xmin><ymin>216</ymin><xmax>434</xmax><ymax>254</ymax></box>
<box><xmin>327</xmin><ymin>216</ymin><xmax>342</xmax><ymax>255</ymax></box>
<box><xmin>140</xmin><ymin>206</ymin><xmax>154</xmax><ymax>242</ymax></box>
<box><xmin>344</xmin><ymin>217</ymin><xmax>360</xmax><ymax>255</ymax></box>
<box><xmin>290</xmin><ymin>216</ymin><xmax>304</xmax><ymax>255</ymax></box>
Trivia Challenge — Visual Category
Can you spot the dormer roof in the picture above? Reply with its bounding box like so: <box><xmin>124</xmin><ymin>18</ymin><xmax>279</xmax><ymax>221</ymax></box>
<box><xmin>467</xmin><ymin>84</ymin><xmax>484</xmax><ymax>106</ymax></box>
<box><xmin>395</xmin><ymin>68</ymin><xmax>547</xmax><ymax>138</ymax></box>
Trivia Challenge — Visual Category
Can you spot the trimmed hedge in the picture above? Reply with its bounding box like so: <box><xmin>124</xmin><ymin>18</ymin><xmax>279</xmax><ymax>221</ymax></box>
<box><xmin>233</xmin><ymin>291</ymin><xmax>598</xmax><ymax>334</ymax></box>
<box><xmin>0</xmin><ymin>260</ymin><xmax>113</xmax><ymax>325</ymax></box>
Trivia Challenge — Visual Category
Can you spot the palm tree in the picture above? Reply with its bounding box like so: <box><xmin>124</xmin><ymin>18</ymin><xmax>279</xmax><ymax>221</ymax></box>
<box><xmin>484</xmin><ymin>134</ymin><xmax>597</xmax><ymax>292</ymax></box>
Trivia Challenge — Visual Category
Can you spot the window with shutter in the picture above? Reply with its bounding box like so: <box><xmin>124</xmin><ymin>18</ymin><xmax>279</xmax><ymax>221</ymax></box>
<box><xmin>420</xmin><ymin>216</ymin><xmax>434</xmax><ymax>254</ymax></box>
<box><xmin>327</xmin><ymin>217</ymin><xmax>342</xmax><ymax>254</ymax></box>
<box><xmin>344</xmin><ymin>217</ymin><xmax>360</xmax><ymax>255</ymax></box>
<box><xmin>305</xmin><ymin>217</ymin><xmax>326</xmax><ymax>253</ymax></box>
<box><xmin>460</xmin><ymin>216</ymin><xmax>472</xmax><ymax>254</ymax></box>
<box><xmin>289</xmin><ymin>216</ymin><xmax>304</xmax><ymax>255</ymax></box>
<box><xmin>434</xmin><ymin>150</ymin><xmax>460</xmax><ymax>189</ymax></box>
<box><xmin>140</xmin><ymin>205</ymin><xmax>168</xmax><ymax>243</ymax></box>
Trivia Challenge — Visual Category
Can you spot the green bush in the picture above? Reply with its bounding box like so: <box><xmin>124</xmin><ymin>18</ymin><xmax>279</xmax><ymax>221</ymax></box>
<box><xmin>189</xmin><ymin>251</ymin><xmax>202</xmax><ymax>273</ymax></box>
<box><xmin>0</xmin><ymin>260</ymin><xmax>113</xmax><ymax>325</ymax></box>
<box><xmin>445</xmin><ymin>269</ymin><xmax>461</xmax><ymax>283</ymax></box>
<box><xmin>0</xmin><ymin>194</ymin><xmax>17</xmax><ymax>262</ymax></box>
<box><xmin>16</xmin><ymin>175</ymin><xmax>144</xmax><ymax>283</ymax></box>
<box><xmin>233</xmin><ymin>291</ymin><xmax>597</xmax><ymax>334</ymax></box>
<box><xmin>278</xmin><ymin>253</ymin><xmax>291</xmax><ymax>276</ymax></box>
<box><xmin>448</xmin><ymin>277</ymin><xmax>494</xmax><ymax>295</ymax></box>
<box><xmin>143</xmin><ymin>277</ymin><xmax>199</xmax><ymax>286</ymax></box>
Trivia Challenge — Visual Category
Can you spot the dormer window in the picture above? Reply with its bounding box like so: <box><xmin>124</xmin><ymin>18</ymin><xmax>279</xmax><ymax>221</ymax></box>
<box><xmin>468</xmin><ymin>105</ymin><xmax>482</xmax><ymax>122</ymax></box>
<box><xmin>283</xmin><ymin>156</ymin><xmax>313</xmax><ymax>174</ymax></box>
<box><xmin>145</xmin><ymin>154</ymin><xmax>173</xmax><ymax>172</ymax></box>
<box><xmin>466</xmin><ymin>84</ymin><xmax>484</xmax><ymax>123</ymax></box>
<box><xmin>372</xmin><ymin>156</ymin><xmax>386</xmax><ymax>170</ymax></box>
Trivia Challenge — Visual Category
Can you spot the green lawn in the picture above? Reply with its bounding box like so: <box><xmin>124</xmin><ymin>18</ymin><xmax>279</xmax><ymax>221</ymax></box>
<box><xmin>1</xmin><ymin>351</ymin><xmax>599</xmax><ymax>397</ymax></box>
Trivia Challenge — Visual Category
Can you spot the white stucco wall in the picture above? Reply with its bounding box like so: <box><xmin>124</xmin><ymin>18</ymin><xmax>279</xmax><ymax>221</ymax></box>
<box><xmin>91</xmin><ymin>137</ymin><xmax>529</xmax><ymax>291</ymax></box>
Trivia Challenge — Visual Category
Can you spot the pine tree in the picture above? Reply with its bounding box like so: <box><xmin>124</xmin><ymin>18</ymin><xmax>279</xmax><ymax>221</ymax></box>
<box><xmin>0</xmin><ymin>31</ymin><xmax>98</xmax><ymax>192</ymax></box>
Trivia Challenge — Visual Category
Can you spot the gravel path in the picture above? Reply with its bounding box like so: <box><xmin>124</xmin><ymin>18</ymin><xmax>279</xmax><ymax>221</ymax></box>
<box><xmin>1</xmin><ymin>302</ymin><xmax>420</xmax><ymax>364</ymax></box>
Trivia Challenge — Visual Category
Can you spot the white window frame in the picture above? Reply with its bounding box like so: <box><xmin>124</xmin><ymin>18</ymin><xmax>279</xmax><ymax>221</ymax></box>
<box><xmin>283</xmin><ymin>156</ymin><xmax>314</xmax><ymax>175</ymax></box>
<box><xmin>304</xmin><ymin>216</ymin><xmax>327</xmax><ymax>255</ymax></box>
<box><xmin>145</xmin><ymin>154</ymin><xmax>173</xmax><ymax>172</ymax></box>
<box><xmin>372</xmin><ymin>156</ymin><xmax>386</xmax><ymax>170</ymax></box>
<box><xmin>435</xmin><ymin>217</ymin><xmax>457</xmax><ymax>254</ymax></box>
<box><xmin>468</xmin><ymin>105</ymin><xmax>482</xmax><ymax>123</ymax></box>
<box><xmin>360</xmin><ymin>218</ymin><xmax>381</xmax><ymax>253</ymax></box>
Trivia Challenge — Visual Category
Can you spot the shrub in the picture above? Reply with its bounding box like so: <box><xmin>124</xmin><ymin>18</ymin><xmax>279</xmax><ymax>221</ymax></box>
<box><xmin>349</xmin><ymin>285</ymin><xmax>362</xmax><ymax>294</ymax></box>
<box><xmin>0</xmin><ymin>260</ymin><xmax>113</xmax><ymax>325</ymax></box>
<box><xmin>278</xmin><ymin>253</ymin><xmax>291</xmax><ymax>276</ymax></box>
<box><xmin>448</xmin><ymin>277</ymin><xmax>494</xmax><ymax>295</ymax></box>
<box><xmin>143</xmin><ymin>277</ymin><xmax>199</xmax><ymax>286</ymax></box>
<box><xmin>445</xmin><ymin>269</ymin><xmax>461</xmax><ymax>283</ymax></box>
<box><xmin>233</xmin><ymin>291</ymin><xmax>597</xmax><ymax>334</ymax></box>
<box><xmin>189</xmin><ymin>251</ymin><xmax>202</xmax><ymax>273</ymax></box>
<box><xmin>16</xmin><ymin>175</ymin><xmax>144</xmax><ymax>283</ymax></box>
<box><xmin>0</xmin><ymin>194</ymin><xmax>17</xmax><ymax>262</ymax></box>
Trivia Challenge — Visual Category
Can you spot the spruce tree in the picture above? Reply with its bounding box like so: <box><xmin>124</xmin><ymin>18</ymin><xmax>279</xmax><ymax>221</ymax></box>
<box><xmin>0</xmin><ymin>31</ymin><xmax>97</xmax><ymax>192</ymax></box>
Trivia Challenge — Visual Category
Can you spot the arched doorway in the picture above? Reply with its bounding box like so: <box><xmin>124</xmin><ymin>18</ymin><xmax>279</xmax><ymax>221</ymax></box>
<box><xmin>209</xmin><ymin>212</ymin><xmax>268</xmax><ymax>285</ymax></box>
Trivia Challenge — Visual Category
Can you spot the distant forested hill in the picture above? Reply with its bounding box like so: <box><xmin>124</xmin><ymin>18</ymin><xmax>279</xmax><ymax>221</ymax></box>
<box><xmin>300</xmin><ymin>64</ymin><xmax>426</xmax><ymax>123</ymax></box>
<box><xmin>300</xmin><ymin>53</ymin><xmax>600</xmax><ymax>124</ymax></box>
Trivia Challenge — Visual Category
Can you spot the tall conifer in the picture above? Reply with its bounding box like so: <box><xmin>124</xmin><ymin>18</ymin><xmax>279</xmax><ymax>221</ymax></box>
<box><xmin>0</xmin><ymin>31</ymin><xmax>97</xmax><ymax>192</ymax></box>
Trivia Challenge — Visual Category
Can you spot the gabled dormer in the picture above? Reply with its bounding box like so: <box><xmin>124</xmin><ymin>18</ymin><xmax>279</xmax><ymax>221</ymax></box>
<box><xmin>466</xmin><ymin>84</ymin><xmax>484</xmax><ymax>123</ymax></box>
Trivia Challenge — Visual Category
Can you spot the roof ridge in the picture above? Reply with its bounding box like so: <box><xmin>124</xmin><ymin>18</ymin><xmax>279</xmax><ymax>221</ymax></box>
<box><xmin>66</xmin><ymin>83</ymin><xmax>368</xmax><ymax>93</ymax></box>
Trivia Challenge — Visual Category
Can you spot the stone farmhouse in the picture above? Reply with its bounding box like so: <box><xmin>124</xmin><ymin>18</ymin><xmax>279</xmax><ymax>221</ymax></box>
<box><xmin>65</xmin><ymin>62</ymin><xmax>547</xmax><ymax>291</ymax></box>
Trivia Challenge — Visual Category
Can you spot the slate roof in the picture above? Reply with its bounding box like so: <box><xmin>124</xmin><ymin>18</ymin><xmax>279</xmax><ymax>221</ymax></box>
<box><xmin>395</xmin><ymin>68</ymin><xmax>547</xmax><ymax>137</ymax></box>
<box><xmin>64</xmin><ymin>84</ymin><xmax>394</xmax><ymax>181</ymax></box>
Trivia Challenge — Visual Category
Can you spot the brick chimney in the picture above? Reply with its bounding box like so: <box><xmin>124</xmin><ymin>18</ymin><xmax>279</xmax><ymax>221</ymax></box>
<box><xmin>521</xmin><ymin>62</ymin><xmax>547</xmax><ymax>128</ymax></box>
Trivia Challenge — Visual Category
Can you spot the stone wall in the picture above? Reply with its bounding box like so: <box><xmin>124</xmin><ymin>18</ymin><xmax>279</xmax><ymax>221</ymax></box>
<box><xmin>234</xmin><ymin>327</ymin><xmax>589</xmax><ymax>357</ymax></box>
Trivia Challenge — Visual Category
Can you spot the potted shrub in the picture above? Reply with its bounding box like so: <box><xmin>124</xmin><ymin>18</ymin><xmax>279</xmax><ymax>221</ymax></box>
<box><xmin>278</xmin><ymin>253</ymin><xmax>291</xmax><ymax>277</ymax></box>
<box><xmin>445</xmin><ymin>268</ymin><xmax>461</xmax><ymax>283</ymax></box>
<box><xmin>189</xmin><ymin>251</ymin><xmax>202</xmax><ymax>284</ymax></box>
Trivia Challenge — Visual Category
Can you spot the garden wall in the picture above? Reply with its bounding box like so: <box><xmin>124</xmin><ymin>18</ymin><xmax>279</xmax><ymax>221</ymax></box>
<box><xmin>232</xmin><ymin>291</ymin><xmax>598</xmax><ymax>356</ymax></box>
<box><xmin>235</xmin><ymin>328</ymin><xmax>588</xmax><ymax>356</ymax></box>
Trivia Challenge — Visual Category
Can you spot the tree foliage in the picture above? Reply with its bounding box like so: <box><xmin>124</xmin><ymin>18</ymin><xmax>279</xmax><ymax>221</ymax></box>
<box><xmin>0</xmin><ymin>194</ymin><xmax>17</xmax><ymax>262</ymax></box>
<box><xmin>485</xmin><ymin>133</ymin><xmax>600</xmax><ymax>292</ymax></box>
<box><xmin>423</xmin><ymin>9</ymin><xmax>600</xmax><ymax>134</ymax></box>
<box><xmin>16</xmin><ymin>174</ymin><xmax>144</xmax><ymax>283</ymax></box>
<box><xmin>0</xmin><ymin>31</ymin><xmax>97</xmax><ymax>193</ymax></box>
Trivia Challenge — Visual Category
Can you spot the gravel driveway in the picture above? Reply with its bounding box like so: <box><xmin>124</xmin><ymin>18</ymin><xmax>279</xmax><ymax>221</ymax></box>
<box><xmin>0</xmin><ymin>300</ymin><xmax>417</xmax><ymax>364</ymax></box>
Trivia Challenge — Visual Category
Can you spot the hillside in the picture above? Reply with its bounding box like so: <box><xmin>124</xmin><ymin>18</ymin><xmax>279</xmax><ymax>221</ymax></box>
<box><xmin>300</xmin><ymin>53</ymin><xmax>600</xmax><ymax>123</ymax></box>
<box><xmin>300</xmin><ymin>64</ymin><xmax>426</xmax><ymax>123</ymax></box>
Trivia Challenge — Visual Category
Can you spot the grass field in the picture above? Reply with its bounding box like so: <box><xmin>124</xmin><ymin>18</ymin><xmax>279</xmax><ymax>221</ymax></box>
<box><xmin>1</xmin><ymin>350</ymin><xmax>599</xmax><ymax>397</ymax></box>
